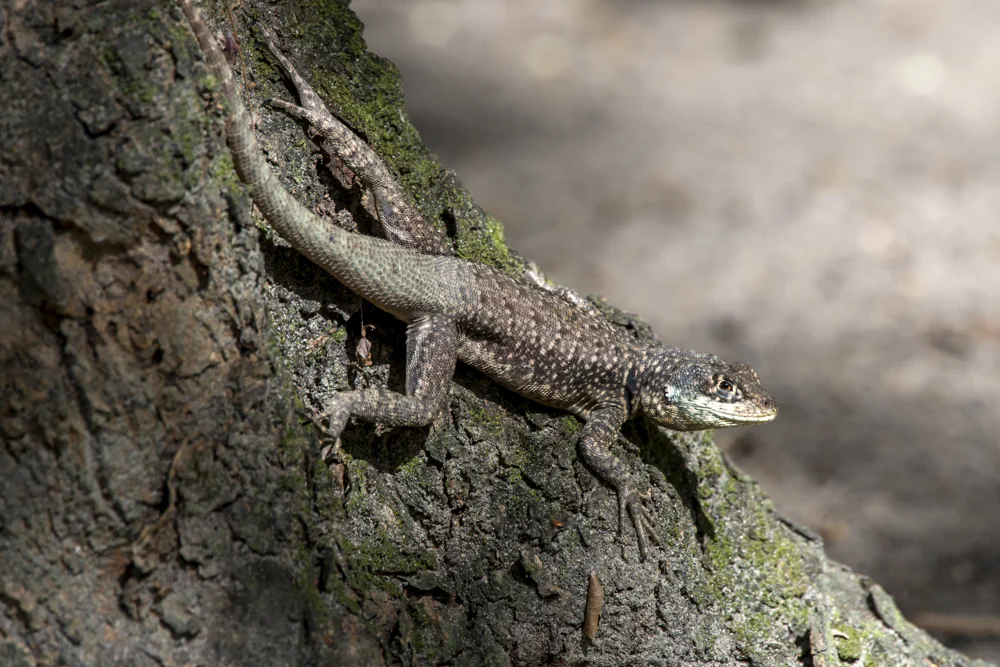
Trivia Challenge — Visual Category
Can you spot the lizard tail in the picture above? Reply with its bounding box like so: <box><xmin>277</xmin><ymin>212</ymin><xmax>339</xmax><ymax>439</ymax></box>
<box><xmin>178</xmin><ymin>0</ymin><xmax>340</xmax><ymax>265</ymax></box>
<box><xmin>177</xmin><ymin>0</ymin><xmax>470</xmax><ymax>317</ymax></box>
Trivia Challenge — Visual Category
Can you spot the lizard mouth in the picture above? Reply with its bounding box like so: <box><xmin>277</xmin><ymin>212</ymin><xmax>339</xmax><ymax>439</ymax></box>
<box><xmin>734</xmin><ymin>412</ymin><xmax>779</xmax><ymax>424</ymax></box>
<box><xmin>705</xmin><ymin>405</ymin><xmax>779</xmax><ymax>425</ymax></box>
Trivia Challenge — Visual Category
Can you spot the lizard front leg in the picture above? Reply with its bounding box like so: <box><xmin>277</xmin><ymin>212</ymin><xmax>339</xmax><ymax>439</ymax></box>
<box><xmin>255</xmin><ymin>25</ymin><xmax>450</xmax><ymax>256</ymax></box>
<box><xmin>322</xmin><ymin>313</ymin><xmax>459</xmax><ymax>459</ymax></box>
<box><xmin>579</xmin><ymin>407</ymin><xmax>661</xmax><ymax>561</ymax></box>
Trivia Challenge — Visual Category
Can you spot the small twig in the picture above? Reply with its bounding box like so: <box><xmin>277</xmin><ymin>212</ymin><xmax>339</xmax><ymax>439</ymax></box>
<box><xmin>226</xmin><ymin>1</ymin><xmax>249</xmax><ymax>90</ymax></box>
<box><xmin>912</xmin><ymin>611</ymin><xmax>1000</xmax><ymax>638</ymax></box>
<box><xmin>132</xmin><ymin>438</ymin><xmax>194</xmax><ymax>556</ymax></box>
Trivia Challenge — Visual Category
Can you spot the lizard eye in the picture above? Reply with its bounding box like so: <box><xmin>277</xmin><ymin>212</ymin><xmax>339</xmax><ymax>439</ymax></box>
<box><xmin>715</xmin><ymin>379</ymin><xmax>739</xmax><ymax>401</ymax></box>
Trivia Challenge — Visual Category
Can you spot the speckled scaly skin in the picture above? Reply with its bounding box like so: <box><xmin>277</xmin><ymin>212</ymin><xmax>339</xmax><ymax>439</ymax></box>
<box><xmin>178</xmin><ymin>0</ymin><xmax>778</xmax><ymax>560</ymax></box>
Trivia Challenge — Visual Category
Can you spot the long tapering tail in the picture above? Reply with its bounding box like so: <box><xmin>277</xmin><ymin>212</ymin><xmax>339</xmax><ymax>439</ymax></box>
<box><xmin>178</xmin><ymin>0</ymin><xmax>342</xmax><ymax>265</ymax></box>
<box><xmin>176</xmin><ymin>0</ymin><xmax>472</xmax><ymax>319</ymax></box>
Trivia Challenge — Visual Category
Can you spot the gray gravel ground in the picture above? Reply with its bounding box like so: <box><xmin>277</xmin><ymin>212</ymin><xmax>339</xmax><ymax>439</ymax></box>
<box><xmin>354</xmin><ymin>0</ymin><xmax>1000</xmax><ymax>659</ymax></box>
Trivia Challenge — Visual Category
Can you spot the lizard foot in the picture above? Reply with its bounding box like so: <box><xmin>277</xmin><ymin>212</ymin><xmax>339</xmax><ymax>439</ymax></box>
<box><xmin>318</xmin><ymin>439</ymin><xmax>341</xmax><ymax>464</ymax></box>
<box><xmin>617</xmin><ymin>486</ymin><xmax>661</xmax><ymax>561</ymax></box>
<box><xmin>265</xmin><ymin>97</ymin><xmax>327</xmax><ymax>133</ymax></box>
<box><xmin>255</xmin><ymin>23</ymin><xmax>344</xmax><ymax>121</ymax></box>
<box><xmin>314</xmin><ymin>393</ymin><xmax>356</xmax><ymax>464</ymax></box>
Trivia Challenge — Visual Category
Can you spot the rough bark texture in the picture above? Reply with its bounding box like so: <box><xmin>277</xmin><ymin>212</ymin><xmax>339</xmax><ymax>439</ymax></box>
<box><xmin>0</xmin><ymin>1</ymin><xmax>992</xmax><ymax>665</ymax></box>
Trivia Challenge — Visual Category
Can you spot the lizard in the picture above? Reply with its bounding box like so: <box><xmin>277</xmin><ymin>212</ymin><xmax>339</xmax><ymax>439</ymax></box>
<box><xmin>177</xmin><ymin>0</ymin><xmax>778</xmax><ymax>560</ymax></box>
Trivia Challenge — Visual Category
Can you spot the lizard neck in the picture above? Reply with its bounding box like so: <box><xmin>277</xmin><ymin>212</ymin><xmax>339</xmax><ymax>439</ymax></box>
<box><xmin>624</xmin><ymin>359</ymin><xmax>643</xmax><ymax>420</ymax></box>
<box><xmin>626</xmin><ymin>342</ymin><xmax>669</xmax><ymax>421</ymax></box>
<box><xmin>631</xmin><ymin>342</ymin><xmax>703</xmax><ymax>422</ymax></box>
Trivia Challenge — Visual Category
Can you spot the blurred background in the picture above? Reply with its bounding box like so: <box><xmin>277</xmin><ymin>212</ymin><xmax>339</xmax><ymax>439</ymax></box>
<box><xmin>352</xmin><ymin>0</ymin><xmax>1000</xmax><ymax>658</ymax></box>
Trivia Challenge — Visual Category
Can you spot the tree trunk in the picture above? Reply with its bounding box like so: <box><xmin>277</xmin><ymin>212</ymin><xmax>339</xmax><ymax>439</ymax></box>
<box><xmin>0</xmin><ymin>1</ymin><xmax>990</xmax><ymax>665</ymax></box>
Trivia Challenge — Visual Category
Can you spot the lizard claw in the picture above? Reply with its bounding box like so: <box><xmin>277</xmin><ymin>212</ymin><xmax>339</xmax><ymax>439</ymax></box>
<box><xmin>617</xmin><ymin>486</ymin><xmax>660</xmax><ymax>561</ymax></box>
<box><xmin>314</xmin><ymin>393</ymin><xmax>355</xmax><ymax>464</ymax></box>
<box><xmin>312</xmin><ymin>413</ymin><xmax>342</xmax><ymax>463</ymax></box>
<box><xmin>319</xmin><ymin>439</ymin><xmax>341</xmax><ymax>464</ymax></box>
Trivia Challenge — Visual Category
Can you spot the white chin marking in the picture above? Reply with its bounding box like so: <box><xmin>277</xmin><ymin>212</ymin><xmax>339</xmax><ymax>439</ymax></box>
<box><xmin>706</xmin><ymin>408</ymin><xmax>776</xmax><ymax>424</ymax></box>
<box><xmin>737</xmin><ymin>414</ymin><xmax>777</xmax><ymax>424</ymax></box>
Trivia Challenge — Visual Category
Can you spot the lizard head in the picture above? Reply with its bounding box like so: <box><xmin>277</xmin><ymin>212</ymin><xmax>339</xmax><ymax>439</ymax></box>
<box><xmin>638</xmin><ymin>352</ymin><xmax>778</xmax><ymax>430</ymax></box>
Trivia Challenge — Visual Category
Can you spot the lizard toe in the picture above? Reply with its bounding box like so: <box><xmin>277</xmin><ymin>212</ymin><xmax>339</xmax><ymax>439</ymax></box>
<box><xmin>319</xmin><ymin>441</ymin><xmax>341</xmax><ymax>464</ymax></box>
<box><xmin>617</xmin><ymin>486</ymin><xmax>659</xmax><ymax>561</ymax></box>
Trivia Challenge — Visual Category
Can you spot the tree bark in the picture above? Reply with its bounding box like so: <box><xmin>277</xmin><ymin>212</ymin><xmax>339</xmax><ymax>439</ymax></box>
<box><xmin>0</xmin><ymin>1</ymin><xmax>991</xmax><ymax>665</ymax></box>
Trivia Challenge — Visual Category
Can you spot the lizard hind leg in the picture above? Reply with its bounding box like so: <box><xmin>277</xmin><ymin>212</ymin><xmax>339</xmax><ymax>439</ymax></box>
<box><xmin>320</xmin><ymin>313</ymin><xmax>460</xmax><ymax>461</ymax></box>
<box><xmin>256</xmin><ymin>25</ymin><xmax>450</xmax><ymax>256</ymax></box>
<box><xmin>256</xmin><ymin>24</ymin><xmax>337</xmax><ymax>127</ymax></box>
